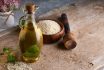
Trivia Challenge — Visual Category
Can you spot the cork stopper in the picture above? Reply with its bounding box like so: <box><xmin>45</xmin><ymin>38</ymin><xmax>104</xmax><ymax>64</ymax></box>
<box><xmin>25</xmin><ymin>3</ymin><xmax>36</xmax><ymax>14</ymax></box>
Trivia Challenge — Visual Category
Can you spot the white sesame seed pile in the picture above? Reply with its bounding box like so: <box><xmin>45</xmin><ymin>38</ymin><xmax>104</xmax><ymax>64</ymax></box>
<box><xmin>6</xmin><ymin>62</ymin><xmax>32</xmax><ymax>70</ymax></box>
<box><xmin>38</xmin><ymin>20</ymin><xmax>61</xmax><ymax>35</ymax></box>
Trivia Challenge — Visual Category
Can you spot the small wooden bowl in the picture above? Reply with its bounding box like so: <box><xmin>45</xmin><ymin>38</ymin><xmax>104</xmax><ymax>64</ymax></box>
<box><xmin>42</xmin><ymin>20</ymin><xmax>65</xmax><ymax>44</ymax></box>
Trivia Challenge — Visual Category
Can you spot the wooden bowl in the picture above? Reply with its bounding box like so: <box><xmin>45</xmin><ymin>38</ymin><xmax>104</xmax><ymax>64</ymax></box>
<box><xmin>41</xmin><ymin>20</ymin><xmax>65</xmax><ymax>44</ymax></box>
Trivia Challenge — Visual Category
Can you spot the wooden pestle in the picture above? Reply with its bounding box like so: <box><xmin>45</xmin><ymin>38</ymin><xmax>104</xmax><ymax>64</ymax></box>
<box><xmin>58</xmin><ymin>13</ymin><xmax>77</xmax><ymax>49</ymax></box>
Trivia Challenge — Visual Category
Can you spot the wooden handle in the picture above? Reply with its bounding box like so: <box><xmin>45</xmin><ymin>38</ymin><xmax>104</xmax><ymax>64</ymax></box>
<box><xmin>59</xmin><ymin>13</ymin><xmax>70</xmax><ymax>34</ymax></box>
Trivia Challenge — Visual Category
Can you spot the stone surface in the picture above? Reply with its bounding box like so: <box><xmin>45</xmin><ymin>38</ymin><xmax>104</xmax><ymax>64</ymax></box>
<box><xmin>0</xmin><ymin>0</ymin><xmax>104</xmax><ymax>70</ymax></box>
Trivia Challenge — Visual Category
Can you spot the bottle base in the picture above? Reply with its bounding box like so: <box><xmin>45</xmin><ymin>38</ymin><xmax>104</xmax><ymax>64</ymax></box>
<box><xmin>21</xmin><ymin>56</ymin><xmax>39</xmax><ymax>63</ymax></box>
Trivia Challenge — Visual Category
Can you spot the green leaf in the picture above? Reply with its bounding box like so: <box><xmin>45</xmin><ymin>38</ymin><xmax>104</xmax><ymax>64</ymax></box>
<box><xmin>7</xmin><ymin>53</ymin><xmax>16</xmax><ymax>63</ymax></box>
<box><xmin>23</xmin><ymin>52</ymin><xmax>35</xmax><ymax>57</ymax></box>
<box><xmin>20</xmin><ymin>20</ymin><xmax>25</xmax><ymax>28</ymax></box>
<box><xmin>21</xmin><ymin>20</ymin><xmax>25</xmax><ymax>26</ymax></box>
<box><xmin>23</xmin><ymin>45</ymin><xmax>40</xmax><ymax>58</ymax></box>
<box><xmin>27</xmin><ymin>45</ymin><xmax>40</xmax><ymax>53</ymax></box>
<box><xmin>3</xmin><ymin>48</ymin><xmax>10</xmax><ymax>53</ymax></box>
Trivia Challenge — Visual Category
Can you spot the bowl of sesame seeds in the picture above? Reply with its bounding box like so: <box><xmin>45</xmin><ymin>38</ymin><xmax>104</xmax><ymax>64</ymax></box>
<box><xmin>37</xmin><ymin>20</ymin><xmax>65</xmax><ymax>44</ymax></box>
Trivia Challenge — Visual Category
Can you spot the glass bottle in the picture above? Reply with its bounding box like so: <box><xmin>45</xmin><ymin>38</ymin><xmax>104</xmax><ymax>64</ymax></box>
<box><xmin>19</xmin><ymin>3</ymin><xmax>43</xmax><ymax>63</ymax></box>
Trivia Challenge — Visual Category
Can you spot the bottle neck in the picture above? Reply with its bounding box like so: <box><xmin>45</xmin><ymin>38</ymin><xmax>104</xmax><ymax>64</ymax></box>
<box><xmin>26</xmin><ymin>12</ymin><xmax>36</xmax><ymax>22</ymax></box>
<box><xmin>25</xmin><ymin>12</ymin><xmax>36</xmax><ymax>29</ymax></box>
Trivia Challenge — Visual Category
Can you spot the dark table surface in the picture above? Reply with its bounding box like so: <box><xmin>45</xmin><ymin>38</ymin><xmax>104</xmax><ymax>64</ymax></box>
<box><xmin>14</xmin><ymin>0</ymin><xmax>76</xmax><ymax>25</ymax></box>
<box><xmin>21</xmin><ymin>0</ymin><xmax>75</xmax><ymax>16</ymax></box>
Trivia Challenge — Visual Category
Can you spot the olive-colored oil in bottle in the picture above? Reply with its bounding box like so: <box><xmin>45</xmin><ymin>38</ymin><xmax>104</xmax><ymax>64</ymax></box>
<box><xmin>19</xmin><ymin>3</ymin><xmax>43</xmax><ymax>63</ymax></box>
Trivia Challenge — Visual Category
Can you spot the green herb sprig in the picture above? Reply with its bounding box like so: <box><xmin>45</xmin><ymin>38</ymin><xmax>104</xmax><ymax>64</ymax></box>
<box><xmin>3</xmin><ymin>48</ymin><xmax>16</xmax><ymax>63</ymax></box>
